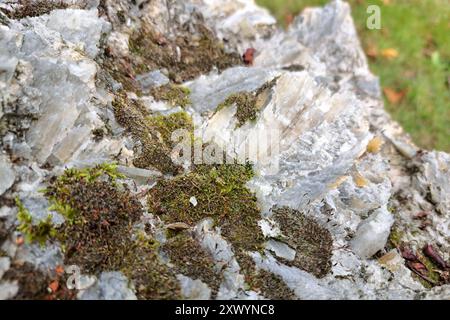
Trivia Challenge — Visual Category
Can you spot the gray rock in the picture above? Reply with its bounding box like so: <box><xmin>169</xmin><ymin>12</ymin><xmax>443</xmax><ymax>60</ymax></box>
<box><xmin>78</xmin><ymin>272</ymin><xmax>137</xmax><ymax>300</ymax></box>
<box><xmin>350</xmin><ymin>207</ymin><xmax>394</xmax><ymax>258</ymax></box>
<box><xmin>1</xmin><ymin>0</ymin><xmax>449</xmax><ymax>300</ymax></box>
<box><xmin>0</xmin><ymin>281</ymin><xmax>18</xmax><ymax>300</ymax></box>
<box><xmin>136</xmin><ymin>70</ymin><xmax>170</xmax><ymax>90</ymax></box>
<box><xmin>0</xmin><ymin>153</ymin><xmax>15</xmax><ymax>195</ymax></box>
<box><xmin>177</xmin><ymin>275</ymin><xmax>211</xmax><ymax>300</ymax></box>
<box><xmin>266</xmin><ymin>240</ymin><xmax>296</xmax><ymax>261</ymax></box>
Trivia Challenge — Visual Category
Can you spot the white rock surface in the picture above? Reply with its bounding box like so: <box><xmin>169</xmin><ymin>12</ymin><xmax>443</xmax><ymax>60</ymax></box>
<box><xmin>0</xmin><ymin>153</ymin><xmax>15</xmax><ymax>195</ymax></box>
<box><xmin>0</xmin><ymin>0</ymin><xmax>449</xmax><ymax>300</ymax></box>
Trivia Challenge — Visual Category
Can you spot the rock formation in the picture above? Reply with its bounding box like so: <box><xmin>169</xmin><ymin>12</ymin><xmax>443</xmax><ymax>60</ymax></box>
<box><xmin>0</xmin><ymin>0</ymin><xmax>448</xmax><ymax>299</ymax></box>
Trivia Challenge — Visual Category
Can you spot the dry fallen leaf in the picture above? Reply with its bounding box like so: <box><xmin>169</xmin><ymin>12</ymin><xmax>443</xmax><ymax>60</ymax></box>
<box><xmin>382</xmin><ymin>0</ymin><xmax>391</xmax><ymax>5</ymax></box>
<box><xmin>55</xmin><ymin>265</ymin><xmax>65</xmax><ymax>276</ymax></box>
<box><xmin>365</xmin><ymin>43</ymin><xmax>378</xmax><ymax>59</ymax></box>
<box><xmin>15</xmin><ymin>236</ymin><xmax>24</xmax><ymax>246</ymax></box>
<box><xmin>166</xmin><ymin>222</ymin><xmax>191</xmax><ymax>231</ymax></box>
<box><xmin>383</xmin><ymin>87</ymin><xmax>406</xmax><ymax>105</ymax></box>
<box><xmin>48</xmin><ymin>280</ymin><xmax>59</xmax><ymax>293</ymax></box>
<box><xmin>285</xmin><ymin>13</ymin><xmax>294</xmax><ymax>26</ymax></box>
<box><xmin>243</xmin><ymin>48</ymin><xmax>256</xmax><ymax>65</ymax></box>
<box><xmin>381</xmin><ymin>48</ymin><xmax>399</xmax><ymax>60</ymax></box>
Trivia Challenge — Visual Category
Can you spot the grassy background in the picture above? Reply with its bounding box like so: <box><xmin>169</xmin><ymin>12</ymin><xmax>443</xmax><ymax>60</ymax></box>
<box><xmin>256</xmin><ymin>0</ymin><xmax>450</xmax><ymax>152</ymax></box>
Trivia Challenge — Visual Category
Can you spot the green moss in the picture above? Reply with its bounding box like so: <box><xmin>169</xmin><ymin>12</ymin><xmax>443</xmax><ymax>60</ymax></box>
<box><xmin>148</xmin><ymin>163</ymin><xmax>264</xmax><ymax>253</ymax></box>
<box><xmin>120</xmin><ymin>238</ymin><xmax>181</xmax><ymax>300</ymax></box>
<box><xmin>163</xmin><ymin>231</ymin><xmax>222</xmax><ymax>297</ymax></box>
<box><xmin>388</xmin><ymin>226</ymin><xmax>405</xmax><ymax>249</ymax></box>
<box><xmin>148</xmin><ymin>84</ymin><xmax>192</xmax><ymax>108</ymax></box>
<box><xmin>146</xmin><ymin>111</ymin><xmax>194</xmax><ymax>146</ymax></box>
<box><xmin>112</xmin><ymin>93</ymin><xmax>185</xmax><ymax>174</ymax></box>
<box><xmin>271</xmin><ymin>207</ymin><xmax>333</xmax><ymax>278</ymax></box>
<box><xmin>216</xmin><ymin>78</ymin><xmax>278</xmax><ymax>127</ymax></box>
<box><xmin>217</xmin><ymin>92</ymin><xmax>258</xmax><ymax>127</ymax></box>
<box><xmin>418</xmin><ymin>253</ymin><xmax>442</xmax><ymax>286</ymax></box>
<box><xmin>44</xmin><ymin>165</ymin><xmax>182</xmax><ymax>299</ymax></box>
<box><xmin>15</xmin><ymin>198</ymin><xmax>56</xmax><ymax>246</ymax></box>
<box><xmin>47</xmin><ymin>199</ymin><xmax>77</xmax><ymax>225</ymax></box>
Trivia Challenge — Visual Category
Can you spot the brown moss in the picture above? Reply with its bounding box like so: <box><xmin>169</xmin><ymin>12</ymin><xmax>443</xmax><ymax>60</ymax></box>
<box><xmin>112</xmin><ymin>93</ymin><xmax>186</xmax><ymax>174</ymax></box>
<box><xmin>271</xmin><ymin>207</ymin><xmax>333</xmax><ymax>278</ymax></box>
<box><xmin>3</xmin><ymin>262</ymin><xmax>76</xmax><ymax>300</ymax></box>
<box><xmin>101</xmin><ymin>17</ymin><xmax>240</xmax><ymax>98</ymax></box>
<box><xmin>120</xmin><ymin>241</ymin><xmax>181</xmax><ymax>300</ymax></box>
<box><xmin>44</xmin><ymin>166</ymin><xmax>143</xmax><ymax>273</ymax></box>
<box><xmin>44</xmin><ymin>165</ymin><xmax>182</xmax><ymax>299</ymax></box>
<box><xmin>1</xmin><ymin>0</ymin><xmax>70</xmax><ymax>20</ymax></box>
<box><xmin>148</xmin><ymin>84</ymin><xmax>191</xmax><ymax>108</ymax></box>
<box><xmin>237</xmin><ymin>252</ymin><xmax>296</xmax><ymax>300</ymax></box>
<box><xmin>128</xmin><ymin>24</ymin><xmax>241</xmax><ymax>84</ymax></box>
<box><xmin>163</xmin><ymin>231</ymin><xmax>222</xmax><ymax>297</ymax></box>
<box><xmin>148</xmin><ymin>163</ymin><xmax>264</xmax><ymax>253</ymax></box>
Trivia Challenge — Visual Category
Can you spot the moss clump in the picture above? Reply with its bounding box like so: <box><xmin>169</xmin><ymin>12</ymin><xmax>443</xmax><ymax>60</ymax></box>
<box><xmin>102</xmin><ymin>20</ymin><xmax>240</xmax><ymax>96</ymax></box>
<box><xmin>148</xmin><ymin>163</ymin><xmax>264</xmax><ymax>253</ymax></box>
<box><xmin>15</xmin><ymin>198</ymin><xmax>57</xmax><ymax>246</ymax></box>
<box><xmin>217</xmin><ymin>92</ymin><xmax>258</xmax><ymax>127</ymax></box>
<box><xmin>216</xmin><ymin>78</ymin><xmax>278</xmax><ymax>127</ymax></box>
<box><xmin>112</xmin><ymin>93</ymin><xmax>188</xmax><ymax>174</ymax></box>
<box><xmin>3</xmin><ymin>262</ymin><xmax>76</xmax><ymax>300</ymax></box>
<box><xmin>163</xmin><ymin>231</ymin><xmax>222</xmax><ymax>297</ymax></box>
<box><xmin>44</xmin><ymin>164</ymin><xmax>181</xmax><ymax>299</ymax></box>
<box><xmin>148</xmin><ymin>85</ymin><xmax>191</xmax><ymax>108</ymax></box>
<box><xmin>44</xmin><ymin>165</ymin><xmax>142</xmax><ymax>272</ymax></box>
<box><xmin>237</xmin><ymin>253</ymin><xmax>296</xmax><ymax>300</ymax></box>
<box><xmin>271</xmin><ymin>207</ymin><xmax>333</xmax><ymax>278</ymax></box>
<box><xmin>387</xmin><ymin>226</ymin><xmax>405</xmax><ymax>249</ymax></box>
<box><xmin>119</xmin><ymin>239</ymin><xmax>181</xmax><ymax>300</ymax></box>
<box><xmin>1</xmin><ymin>0</ymin><xmax>69</xmax><ymax>20</ymax></box>
<box><xmin>146</xmin><ymin>111</ymin><xmax>194</xmax><ymax>146</ymax></box>
<box><xmin>128</xmin><ymin>24</ymin><xmax>241</xmax><ymax>84</ymax></box>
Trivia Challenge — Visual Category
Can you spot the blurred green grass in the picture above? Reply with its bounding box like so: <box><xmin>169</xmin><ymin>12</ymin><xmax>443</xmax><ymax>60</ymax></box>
<box><xmin>256</xmin><ymin>0</ymin><xmax>450</xmax><ymax>152</ymax></box>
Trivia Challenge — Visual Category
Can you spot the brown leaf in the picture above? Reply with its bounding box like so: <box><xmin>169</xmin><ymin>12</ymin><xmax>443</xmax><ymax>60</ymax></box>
<box><xmin>423</xmin><ymin>244</ymin><xmax>449</xmax><ymax>270</ymax></box>
<box><xmin>365</xmin><ymin>43</ymin><xmax>378</xmax><ymax>60</ymax></box>
<box><xmin>285</xmin><ymin>13</ymin><xmax>294</xmax><ymax>26</ymax></box>
<box><xmin>55</xmin><ymin>265</ymin><xmax>65</xmax><ymax>276</ymax></box>
<box><xmin>166</xmin><ymin>222</ymin><xmax>191</xmax><ymax>231</ymax></box>
<box><xmin>243</xmin><ymin>48</ymin><xmax>256</xmax><ymax>65</ymax></box>
<box><xmin>383</xmin><ymin>87</ymin><xmax>406</xmax><ymax>105</ymax></box>
<box><xmin>400</xmin><ymin>245</ymin><xmax>418</xmax><ymax>261</ymax></box>
<box><xmin>413</xmin><ymin>211</ymin><xmax>429</xmax><ymax>220</ymax></box>
<box><xmin>48</xmin><ymin>280</ymin><xmax>59</xmax><ymax>293</ymax></box>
